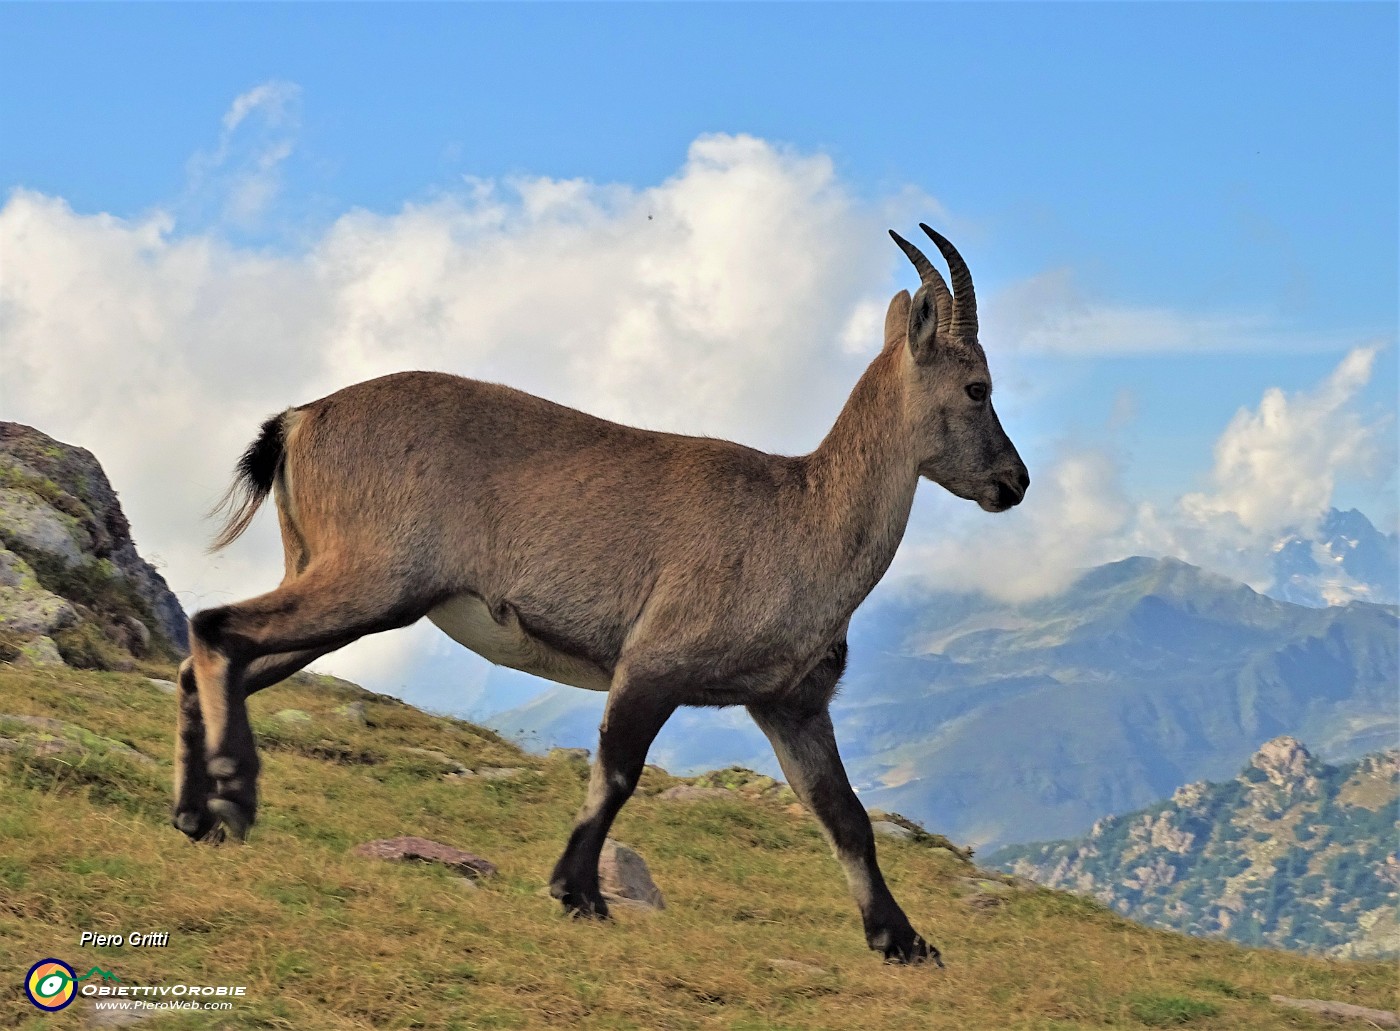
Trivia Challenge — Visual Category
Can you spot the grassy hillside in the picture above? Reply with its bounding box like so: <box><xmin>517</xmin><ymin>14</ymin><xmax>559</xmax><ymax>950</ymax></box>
<box><xmin>1</xmin><ymin>663</ymin><xmax>1396</xmax><ymax>1030</ymax></box>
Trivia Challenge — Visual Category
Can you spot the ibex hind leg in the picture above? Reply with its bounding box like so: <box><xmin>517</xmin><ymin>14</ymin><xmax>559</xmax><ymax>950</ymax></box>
<box><xmin>173</xmin><ymin>658</ymin><xmax>217</xmax><ymax>840</ymax></box>
<box><xmin>172</xmin><ymin>644</ymin><xmax>334</xmax><ymax>842</ymax></box>
<box><xmin>181</xmin><ymin>560</ymin><xmax>426</xmax><ymax>844</ymax></box>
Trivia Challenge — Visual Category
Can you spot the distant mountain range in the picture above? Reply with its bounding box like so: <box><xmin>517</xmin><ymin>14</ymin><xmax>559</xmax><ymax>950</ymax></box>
<box><xmin>485</xmin><ymin>508</ymin><xmax>1398</xmax><ymax>852</ymax></box>
<box><xmin>989</xmin><ymin>739</ymin><xmax>1399</xmax><ymax>959</ymax></box>
<box><xmin>1270</xmin><ymin>508</ymin><xmax>1398</xmax><ymax>607</ymax></box>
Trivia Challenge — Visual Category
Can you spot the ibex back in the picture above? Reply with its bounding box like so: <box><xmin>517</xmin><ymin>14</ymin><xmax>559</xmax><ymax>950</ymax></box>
<box><xmin>175</xmin><ymin>225</ymin><xmax>1028</xmax><ymax>965</ymax></box>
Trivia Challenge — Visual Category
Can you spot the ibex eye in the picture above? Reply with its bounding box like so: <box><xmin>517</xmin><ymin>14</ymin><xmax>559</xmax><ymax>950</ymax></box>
<box><xmin>966</xmin><ymin>383</ymin><xmax>988</xmax><ymax>403</ymax></box>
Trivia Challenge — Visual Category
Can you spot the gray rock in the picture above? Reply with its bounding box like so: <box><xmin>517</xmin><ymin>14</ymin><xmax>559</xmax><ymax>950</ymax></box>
<box><xmin>0</xmin><ymin>423</ymin><xmax>189</xmax><ymax>651</ymax></box>
<box><xmin>270</xmin><ymin>708</ymin><xmax>312</xmax><ymax>725</ymax></box>
<box><xmin>146</xmin><ymin>678</ymin><xmax>177</xmax><ymax>695</ymax></box>
<box><xmin>871</xmin><ymin>820</ymin><xmax>915</xmax><ymax>841</ymax></box>
<box><xmin>474</xmin><ymin>766</ymin><xmax>527</xmax><ymax>780</ymax></box>
<box><xmin>599</xmin><ymin>839</ymin><xmax>665</xmax><ymax>910</ymax></box>
<box><xmin>121</xmin><ymin>615</ymin><xmax>150</xmax><ymax>655</ymax></box>
<box><xmin>351</xmin><ymin>836</ymin><xmax>497</xmax><ymax>880</ymax></box>
<box><xmin>12</xmin><ymin>635</ymin><xmax>65</xmax><ymax>668</ymax></box>
<box><xmin>333</xmin><ymin>701</ymin><xmax>368</xmax><ymax>724</ymax></box>
<box><xmin>0</xmin><ymin>487</ymin><xmax>85</xmax><ymax>564</ymax></box>
<box><xmin>0</xmin><ymin>549</ymin><xmax>77</xmax><ymax>637</ymax></box>
<box><xmin>0</xmin><ymin>713</ymin><xmax>156</xmax><ymax>767</ymax></box>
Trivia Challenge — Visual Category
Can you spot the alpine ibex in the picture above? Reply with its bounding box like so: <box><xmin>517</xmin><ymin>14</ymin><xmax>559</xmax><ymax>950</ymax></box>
<box><xmin>174</xmin><ymin>224</ymin><xmax>1028</xmax><ymax>965</ymax></box>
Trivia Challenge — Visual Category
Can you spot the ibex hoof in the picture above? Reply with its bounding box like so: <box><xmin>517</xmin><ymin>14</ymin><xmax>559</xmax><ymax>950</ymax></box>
<box><xmin>206</xmin><ymin>798</ymin><xmax>252</xmax><ymax>843</ymax></box>
<box><xmin>551</xmin><ymin>884</ymin><xmax>610</xmax><ymax>921</ymax></box>
<box><xmin>172</xmin><ymin>807</ymin><xmax>215</xmax><ymax>841</ymax></box>
<box><xmin>872</xmin><ymin>928</ymin><xmax>943</xmax><ymax>967</ymax></box>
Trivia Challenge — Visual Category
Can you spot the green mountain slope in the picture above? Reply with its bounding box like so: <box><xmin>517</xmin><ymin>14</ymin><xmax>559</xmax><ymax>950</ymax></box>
<box><xmin>989</xmin><ymin>739</ymin><xmax>1400</xmax><ymax>959</ymax></box>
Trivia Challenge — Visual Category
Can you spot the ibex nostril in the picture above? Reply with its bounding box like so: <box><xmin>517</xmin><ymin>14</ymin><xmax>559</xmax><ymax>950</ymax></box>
<box><xmin>1017</xmin><ymin>469</ymin><xmax>1030</xmax><ymax>492</ymax></box>
<box><xmin>996</xmin><ymin>481</ymin><xmax>1023</xmax><ymax>508</ymax></box>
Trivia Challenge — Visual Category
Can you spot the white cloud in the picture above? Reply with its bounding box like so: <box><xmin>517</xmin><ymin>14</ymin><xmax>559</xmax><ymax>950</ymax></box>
<box><xmin>893</xmin><ymin>447</ymin><xmax>1132</xmax><ymax>603</ymax></box>
<box><xmin>187</xmin><ymin>80</ymin><xmax>302</xmax><ymax>225</ymax></box>
<box><xmin>1179</xmin><ymin>346</ymin><xmax>1384</xmax><ymax>535</ymax></box>
<box><xmin>889</xmin><ymin>345</ymin><xmax>1390</xmax><ymax>604</ymax></box>
<box><xmin>988</xmin><ymin>267</ymin><xmax>1367</xmax><ymax>355</ymax></box>
<box><xmin>222</xmin><ymin>81</ymin><xmax>299</xmax><ymax>135</ymax></box>
<box><xmin>1123</xmin><ymin>345</ymin><xmax>1391</xmax><ymax>590</ymax></box>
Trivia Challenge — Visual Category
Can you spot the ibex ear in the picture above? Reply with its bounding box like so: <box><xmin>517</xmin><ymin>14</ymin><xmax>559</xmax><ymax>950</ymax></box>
<box><xmin>883</xmin><ymin>290</ymin><xmax>912</xmax><ymax>352</ymax></box>
<box><xmin>906</xmin><ymin>284</ymin><xmax>940</xmax><ymax>364</ymax></box>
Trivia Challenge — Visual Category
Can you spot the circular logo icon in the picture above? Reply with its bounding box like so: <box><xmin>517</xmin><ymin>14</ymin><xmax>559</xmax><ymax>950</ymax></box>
<box><xmin>25</xmin><ymin>958</ymin><xmax>77</xmax><ymax>1011</ymax></box>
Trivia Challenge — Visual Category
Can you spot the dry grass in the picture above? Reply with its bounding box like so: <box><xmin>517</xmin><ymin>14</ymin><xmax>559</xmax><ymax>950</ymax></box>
<box><xmin>0</xmin><ymin>665</ymin><xmax>1395</xmax><ymax>1030</ymax></box>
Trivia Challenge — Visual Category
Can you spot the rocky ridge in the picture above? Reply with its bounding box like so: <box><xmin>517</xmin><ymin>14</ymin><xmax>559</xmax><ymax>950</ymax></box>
<box><xmin>0</xmin><ymin>422</ymin><xmax>187</xmax><ymax>669</ymax></box>
<box><xmin>991</xmin><ymin>737</ymin><xmax>1400</xmax><ymax>959</ymax></box>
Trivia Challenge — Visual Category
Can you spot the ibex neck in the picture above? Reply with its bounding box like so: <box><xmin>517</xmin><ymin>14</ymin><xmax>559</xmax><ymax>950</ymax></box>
<box><xmin>803</xmin><ymin>350</ymin><xmax>920</xmax><ymax>606</ymax></box>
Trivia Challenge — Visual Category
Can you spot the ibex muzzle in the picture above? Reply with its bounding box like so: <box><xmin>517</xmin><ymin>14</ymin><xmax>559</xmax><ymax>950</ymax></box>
<box><xmin>175</xmin><ymin>225</ymin><xmax>1028</xmax><ymax>967</ymax></box>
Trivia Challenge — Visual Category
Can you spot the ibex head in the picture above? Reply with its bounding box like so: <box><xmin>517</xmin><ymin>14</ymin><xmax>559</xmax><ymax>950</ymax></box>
<box><xmin>888</xmin><ymin>225</ymin><xmax>1029</xmax><ymax>512</ymax></box>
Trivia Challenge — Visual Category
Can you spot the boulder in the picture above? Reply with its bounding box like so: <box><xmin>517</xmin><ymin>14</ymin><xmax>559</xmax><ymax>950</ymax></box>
<box><xmin>0</xmin><ymin>548</ymin><xmax>77</xmax><ymax>638</ymax></box>
<box><xmin>0</xmin><ymin>423</ymin><xmax>189</xmax><ymax>651</ymax></box>
<box><xmin>599</xmin><ymin>839</ymin><xmax>665</xmax><ymax>910</ymax></box>
<box><xmin>0</xmin><ymin>488</ymin><xmax>86</xmax><ymax>565</ymax></box>
<box><xmin>11</xmin><ymin>635</ymin><xmax>66</xmax><ymax>668</ymax></box>
<box><xmin>333</xmin><ymin>701</ymin><xmax>368</xmax><ymax>724</ymax></box>
<box><xmin>871</xmin><ymin>820</ymin><xmax>915</xmax><ymax>841</ymax></box>
<box><xmin>0</xmin><ymin>713</ymin><xmax>156</xmax><ymax>767</ymax></box>
<box><xmin>351</xmin><ymin>836</ymin><xmax>497</xmax><ymax>880</ymax></box>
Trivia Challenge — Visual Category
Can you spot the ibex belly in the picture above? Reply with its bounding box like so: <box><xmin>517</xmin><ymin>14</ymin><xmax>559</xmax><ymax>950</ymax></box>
<box><xmin>427</xmin><ymin>593</ymin><xmax>613</xmax><ymax>692</ymax></box>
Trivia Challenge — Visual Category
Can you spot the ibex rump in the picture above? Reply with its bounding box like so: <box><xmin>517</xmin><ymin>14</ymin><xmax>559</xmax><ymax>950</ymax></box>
<box><xmin>175</xmin><ymin>225</ymin><xmax>1028</xmax><ymax>965</ymax></box>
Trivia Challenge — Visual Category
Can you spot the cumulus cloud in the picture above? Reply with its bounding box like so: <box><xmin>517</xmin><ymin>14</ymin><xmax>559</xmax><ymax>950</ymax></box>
<box><xmin>0</xmin><ymin>131</ymin><xmax>927</xmax><ymax>687</ymax></box>
<box><xmin>1125</xmin><ymin>345</ymin><xmax>1392</xmax><ymax>589</ymax></box>
<box><xmin>1178</xmin><ymin>346</ymin><xmax>1384</xmax><ymax>535</ymax></box>
<box><xmin>892</xmin><ymin>447</ymin><xmax>1132</xmax><ymax>602</ymax></box>
<box><xmin>890</xmin><ymin>345</ymin><xmax>1390</xmax><ymax>604</ymax></box>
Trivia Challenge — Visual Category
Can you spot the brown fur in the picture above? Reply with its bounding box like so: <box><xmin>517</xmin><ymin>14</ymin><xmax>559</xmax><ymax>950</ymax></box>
<box><xmin>174</xmin><ymin>228</ymin><xmax>1028</xmax><ymax>965</ymax></box>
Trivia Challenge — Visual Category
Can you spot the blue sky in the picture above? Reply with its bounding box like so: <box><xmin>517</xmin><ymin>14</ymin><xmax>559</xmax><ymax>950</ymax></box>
<box><xmin>1</xmin><ymin>3</ymin><xmax>1395</xmax><ymax>697</ymax></box>
<box><xmin>4</xmin><ymin>3</ymin><xmax>1394</xmax><ymax>502</ymax></box>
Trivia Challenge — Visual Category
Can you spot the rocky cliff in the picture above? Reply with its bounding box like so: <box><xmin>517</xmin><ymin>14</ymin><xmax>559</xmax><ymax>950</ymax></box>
<box><xmin>0</xmin><ymin>422</ymin><xmax>187</xmax><ymax>668</ymax></box>
<box><xmin>990</xmin><ymin>737</ymin><xmax>1400</xmax><ymax>959</ymax></box>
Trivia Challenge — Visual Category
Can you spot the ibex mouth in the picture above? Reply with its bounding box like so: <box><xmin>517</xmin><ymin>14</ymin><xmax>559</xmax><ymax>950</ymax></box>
<box><xmin>980</xmin><ymin>476</ymin><xmax>1028</xmax><ymax>513</ymax></box>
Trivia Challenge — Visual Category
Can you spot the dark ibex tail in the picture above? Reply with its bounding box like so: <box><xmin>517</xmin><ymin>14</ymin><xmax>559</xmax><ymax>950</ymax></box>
<box><xmin>209</xmin><ymin>412</ymin><xmax>290</xmax><ymax>551</ymax></box>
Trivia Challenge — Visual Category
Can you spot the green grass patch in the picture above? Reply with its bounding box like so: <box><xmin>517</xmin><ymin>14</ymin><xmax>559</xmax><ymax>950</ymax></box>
<box><xmin>1128</xmin><ymin>993</ymin><xmax>1222</xmax><ymax>1025</ymax></box>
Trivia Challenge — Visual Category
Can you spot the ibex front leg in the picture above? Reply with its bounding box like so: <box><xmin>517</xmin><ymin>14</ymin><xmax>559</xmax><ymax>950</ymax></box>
<box><xmin>749</xmin><ymin>697</ymin><xmax>941</xmax><ymax>966</ymax></box>
<box><xmin>550</xmin><ymin>669</ymin><xmax>676</xmax><ymax>918</ymax></box>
